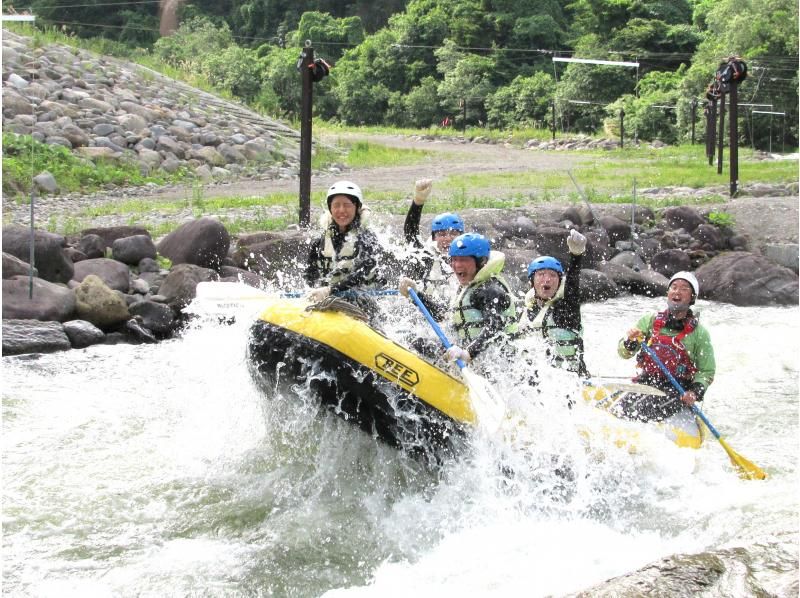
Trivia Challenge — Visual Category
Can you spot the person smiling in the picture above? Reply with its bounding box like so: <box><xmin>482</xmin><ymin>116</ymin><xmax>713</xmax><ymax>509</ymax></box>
<box><xmin>304</xmin><ymin>180</ymin><xmax>387</xmax><ymax>302</ymax></box>
<box><xmin>399</xmin><ymin>232</ymin><xmax>517</xmax><ymax>364</ymax></box>
<box><xmin>517</xmin><ymin>228</ymin><xmax>590</xmax><ymax>377</ymax></box>
<box><xmin>617</xmin><ymin>271</ymin><xmax>716</xmax><ymax>421</ymax></box>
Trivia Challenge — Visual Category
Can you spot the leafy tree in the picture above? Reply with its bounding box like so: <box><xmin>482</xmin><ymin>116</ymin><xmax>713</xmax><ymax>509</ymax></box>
<box><xmin>402</xmin><ymin>76</ymin><xmax>443</xmax><ymax>127</ymax></box>
<box><xmin>201</xmin><ymin>46</ymin><xmax>262</xmax><ymax>100</ymax></box>
<box><xmin>485</xmin><ymin>72</ymin><xmax>555</xmax><ymax>128</ymax></box>
<box><xmin>606</xmin><ymin>69</ymin><xmax>683</xmax><ymax>142</ymax></box>
<box><xmin>436</xmin><ymin>50</ymin><xmax>497</xmax><ymax>125</ymax></box>
<box><xmin>288</xmin><ymin>11</ymin><xmax>365</xmax><ymax>61</ymax></box>
<box><xmin>153</xmin><ymin>16</ymin><xmax>233</xmax><ymax>70</ymax></box>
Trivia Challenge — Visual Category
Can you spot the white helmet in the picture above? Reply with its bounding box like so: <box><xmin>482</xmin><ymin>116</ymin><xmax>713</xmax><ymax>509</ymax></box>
<box><xmin>669</xmin><ymin>271</ymin><xmax>699</xmax><ymax>297</ymax></box>
<box><xmin>326</xmin><ymin>180</ymin><xmax>362</xmax><ymax>209</ymax></box>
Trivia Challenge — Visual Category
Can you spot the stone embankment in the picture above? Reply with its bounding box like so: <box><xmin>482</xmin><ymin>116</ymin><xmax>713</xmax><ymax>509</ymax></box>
<box><xmin>2</xmin><ymin>29</ymin><xmax>302</xmax><ymax>193</ymax></box>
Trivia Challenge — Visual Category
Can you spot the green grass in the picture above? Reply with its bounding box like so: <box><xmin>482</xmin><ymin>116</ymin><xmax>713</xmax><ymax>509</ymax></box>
<box><xmin>2</xmin><ymin>133</ymin><xmax>179</xmax><ymax>196</ymax></box>
<box><xmin>316</xmin><ymin>122</ymin><xmax>556</xmax><ymax>145</ymax></box>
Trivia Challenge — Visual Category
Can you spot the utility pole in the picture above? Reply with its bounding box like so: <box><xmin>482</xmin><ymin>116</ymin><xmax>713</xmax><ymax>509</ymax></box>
<box><xmin>729</xmin><ymin>79</ymin><xmax>738</xmax><ymax>196</ymax></box>
<box><xmin>550</xmin><ymin>100</ymin><xmax>556</xmax><ymax>141</ymax></box>
<box><xmin>716</xmin><ymin>90</ymin><xmax>725</xmax><ymax>175</ymax></box>
<box><xmin>619</xmin><ymin>109</ymin><xmax>625</xmax><ymax>149</ymax></box>
<box><xmin>298</xmin><ymin>41</ymin><xmax>313</xmax><ymax>227</ymax></box>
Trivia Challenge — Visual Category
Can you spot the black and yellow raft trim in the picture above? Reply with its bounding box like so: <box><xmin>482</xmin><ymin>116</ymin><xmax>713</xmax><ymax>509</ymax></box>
<box><xmin>247</xmin><ymin>298</ymin><xmax>476</xmax><ymax>462</ymax></box>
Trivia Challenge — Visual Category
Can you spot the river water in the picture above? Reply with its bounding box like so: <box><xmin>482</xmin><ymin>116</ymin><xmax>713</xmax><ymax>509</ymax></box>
<box><xmin>3</xmin><ymin>296</ymin><xmax>798</xmax><ymax>597</ymax></box>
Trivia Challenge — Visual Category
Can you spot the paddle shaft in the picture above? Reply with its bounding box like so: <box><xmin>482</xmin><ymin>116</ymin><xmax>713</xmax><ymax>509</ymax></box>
<box><xmin>407</xmin><ymin>289</ymin><xmax>466</xmax><ymax>369</ymax></box>
<box><xmin>283</xmin><ymin>289</ymin><xmax>399</xmax><ymax>298</ymax></box>
<box><xmin>639</xmin><ymin>343</ymin><xmax>722</xmax><ymax>439</ymax></box>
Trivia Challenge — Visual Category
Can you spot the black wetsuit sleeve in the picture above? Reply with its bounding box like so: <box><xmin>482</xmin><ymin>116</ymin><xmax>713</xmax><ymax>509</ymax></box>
<box><xmin>415</xmin><ymin>291</ymin><xmax>449</xmax><ymax>322</ymax></box>
<box><xmin>465</xmin><ymin>280</ymin><xmax>512</xmax><ymax>358</ymax></box>
<box><xmin>403</xmin><ymin>202</ymin><xmax>424</xmax><ymax>248</ymax></box>
<box><xmin>552</xmin><ymin>252</ymin><xmax>583</xmax><ymax>330</ymax></box>
<box><xmin>305</xmin><ymin>238</ymin><xmax>323</xmax><ymax>287</ymax></box>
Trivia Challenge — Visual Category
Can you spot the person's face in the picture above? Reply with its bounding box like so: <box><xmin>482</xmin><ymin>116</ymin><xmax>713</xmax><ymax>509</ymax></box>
<box><xmin>329</xmin><ymin>195</ymin><xmax>358</xmax><ymax>231</ymax></box>
<box><xmin>531</xmin><ymin>269</ymin><xmax>560</xmax><ymax>299</ymax></box>
<box><xmin>433</xmin><ymin>229</ymin><xmax>460</xmax><ymax>254</ymax></box>
<box><xmin>667</xmin><ymin>279</ymin><xmax>693</xmax><ymax>308</ymax></box>
<box><xmin>451</xmin><ymin>256</ymin><xmax>478</xmax><ymax>286</ymax></box>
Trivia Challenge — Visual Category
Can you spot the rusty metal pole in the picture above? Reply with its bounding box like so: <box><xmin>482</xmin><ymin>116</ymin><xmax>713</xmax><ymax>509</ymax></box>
<box><xmin>298</xmin><ymin>41</ymin><xmax>314</xmax><ymax>227</ymax></box>
<box><xmin>707</xmin><ymin>99</ymin><xmax>717</xmax><ymax>165</ymax></box>
<box><xmin>619</xmin><ymin>108</ymin><xmax>624</xmax><ymax>149</ymax></box>
<box><xmin>729</xmin><ymin>80</ymin><xmax>738</xmax><ymax>196</ymax></box>
<box><xmin>716</xmin><ymin>90</ymin><xmax>726</xmax><ymax>175</ymax></box>
<box><xmin>551</xmin><ymin>100</ymin><xmax>556</xmax><ymax>141</ymax></box>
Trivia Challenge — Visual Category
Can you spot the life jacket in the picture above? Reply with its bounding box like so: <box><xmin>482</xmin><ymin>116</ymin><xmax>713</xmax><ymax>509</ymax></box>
<box><xmin>452</xmin><ymin>251</ymin><xmax>518</xmax><ymax>343</ymax></box>
<box><xmin>313</xmin><ymin>212</ymin><xmax>377</xmax><ymax>287</ymax></box>
<box><xmin>422</xmin><ymin>243</ymin><xmax>458</xmax><ymax>303</ymax></box>
<box><xmin>519</xmin><ymin>284</ymin><xmax>584</xmax><ymax>373</ymax></box>
<box><xmin>636</xmin><ymin>310</ymin><xmax>698</xmax><ymax>382</ymax></box>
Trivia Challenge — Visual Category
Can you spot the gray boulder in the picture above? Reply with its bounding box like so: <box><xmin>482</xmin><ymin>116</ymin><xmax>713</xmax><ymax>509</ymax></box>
<box><xmin>3</xmin><ymin>252</ymin><xmax>37</xmax><ymax>278</ymax></box>
<box><xmin>598</xmin><ymin>215</ymin><xmax>631</xmax><ymax>246</ymax></box>
<box><xmin>128</xmin><ymin>300</ymin><xmax>178</xmax><ymax>336</ymax></box>
<box><xmin>80</xmin><ymin>226</ymin><xmax>150</xmax><ymax>249</ymax></box>
<box><xmin>73</xmin><ymin>258</ymin><xmax>130</xmax><ymax>292</ymax></box>
<box><xmin>650</xmin><ymin>249</ymin><xmax>692</xmax><ymax>278</ymax></box>
<box><xmin>2</xmin><ymin>225</ymin><xmax>74</xmax><ymax>283</ymax></box>
<box><xmin>158</xmin><ymin>263</ymin><xmax>219</xmax><ymax>309</ymax></box>
<box><xmin>111</xmin><ymin>235</ymin><xmax>157</xmax><ymax>265</ymax></box>
<box><xmin>579</xmin><ymin>269</ymin><xmax>620</xmax><ymax>301</ymax></box>
<box><xmin>662</xmin><ymin>206</ymin><xmax>704</xmax><ymax>233</ymax></box>
<box><xmin>693</xmin><ymin>224</ymin><xmax>726</xmax><ymax>250</ymax></box>
<box><xmin>2</xmin><ymin>319</ymin><xmax>71</xmax><ymax>356</ymax></box>
<box><xmin>596</xmin><ymin>263</ymin><xmax>668</xmax><ymax>297</ymax></box>
<box><xmin>77</xmin><ymin>233</ymin><xmax>106</xmax><ymax>259</ymax></box>
<box><xmin>157</xmin><ymin>217</ymin><xmax>231</xmax><ymax>269</ymax></box>
<box><xmin>2</xmin><ymin>276</ymin><xmax>76</xmax><ymax>321</ymax></box>
<box><xmin>63</xmin><ymin>319</ymin><xmax>105</xmax><ymax>348</ymax></box>
<box><xmin>763</xmin><ymin>243</ymin><xmax>799</xmax><ymax>273</ymax></box>
<box><xmin>696</xmin><ymin>251</ymin><xmax>798</xmax><ymax>306</ymax></box>
<box><xmin>231</xmin><ymin>230</ymin><xmax>312</xmax><ymax>281</ymax></box>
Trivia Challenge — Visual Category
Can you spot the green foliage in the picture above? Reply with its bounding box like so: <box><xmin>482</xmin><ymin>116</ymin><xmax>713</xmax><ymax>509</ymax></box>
<box><xmin>153</xmin><ymin>16</ymin><xmax>233</xmax><ymax>71</ymax></box>
<box><xmin>707</xmin><ymin>211</ymin><xmax>735</xmax><ymax>228</ymax></box>
<box><xmin>486</xmin><ymin>72</ymin><xmax>555</xmax><ymax>129</ymax></box>
<box><xmin>201</xmin><ymin>45</ymin><xmax>262</xmax><ymax>100</ymax></box>
<box><xmin>606</xmin><ymin>69</ymin><xmax>683</xmax><ymax>142</ymax></box>
<box><xmin>1</xmin><ymin>134</ymin><xmax>174</xmax><ymax>196</ymax></box>
<box><xmin>289</xmin><ymin>12</ymin><xmax>365</xmax><ymax>60</ymax></box>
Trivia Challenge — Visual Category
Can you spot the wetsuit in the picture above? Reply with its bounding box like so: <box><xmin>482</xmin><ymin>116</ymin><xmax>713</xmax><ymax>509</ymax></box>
<box><xmin>517</xmin><ymin>252</ymin><xmax>589</xmax><ymax>377</ymax></box>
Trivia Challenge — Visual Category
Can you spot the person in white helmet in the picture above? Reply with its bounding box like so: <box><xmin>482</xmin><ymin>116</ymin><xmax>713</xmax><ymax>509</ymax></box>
<box><xmin>304</xmin><ymin>180</ymin><xmax>388</xmax><ymax>303</ymax></box>
<box><xmin>617</xmin><ymin>271</ymin><xmax>716</xmax><ymax>422</ymax></box>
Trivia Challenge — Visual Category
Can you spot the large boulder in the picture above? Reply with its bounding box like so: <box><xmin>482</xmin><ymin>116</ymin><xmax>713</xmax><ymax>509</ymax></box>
<box><xmin>111</xmin><ymin>235</ymin><xmax>157</xmax><ymax>265</ymax></box>
<box><xmin>2</xmin><ymin>319</ymin><xmax>71</xmax><ymax>356</ymax></box>
<box><xmin>128</xmin><ymin>300</ymin><xmax>178</xmax><ymax>336</ymax></box>
<box><xmin>597</xmin><ymin>215</ymin><xmax>631</xmax><ymax>246</ymax></box>
<box><xmin>2</xmin><ymin>225</ymin><xmax>73</xmax><ymax>283</ymax></box>
<box><xmin>231</xmin><ymin>230</ymin><xmax>308</xmax><ymax>281</ymax></box>
<box><xmin>74</xmin><ymin>274</ymin><xmax>131</xmax><ymax>328</ymax></box>
<box><xmin>3</xmin><ymin>252</ymin><xmax>37</xmax><ymax>278</ymax></box>
<box><xmin>77</xmin><ymin>233</ymin><xmax>107</xmax><ymax>259</ymax></box>
<box><xmin>158</xmin><ymin>263</ymin><xmax>219</xmax><ymax>309</ymax></box>
<box><xmin>696</xmin><ymin>251</ymin><xmax>798</xmax><ymax>306</ymax></box>
<box><xmin>650</xmin><ymin>249</ymin><xmax>692</xmax><ymax>278</ymax></box>
<box><xmin>2</xmin><ymin>276</ymin><xmax>76</xmax><ymax>321</ymax></box>
<box><xmin>73</xmin><ymin>258</ymin><xmax>130</xmax><ymax>292</ymax></box>
<box><xmin>80</xmin><ymin>225</ymin><xmax>150</xmax><ymax>249</ymax></box>
<box><xmin>157</xmin><ymin>217</ymin><xmax>231</xmax><ymax>269</ymax></box>
<box><xmin>579</xmin><ymin>269</ymin><xmax>620</xmax><ymax>301</ymax></box>
<box><xmin>63</xmin><ymin>319</ymin><xmax>106</xmax><ymax>348</ymax></box>
<box><xmin>596</xmin><ymin>263</ymin><xmax>668</xmax><ymax>297</ymax></box>
<box><xmin>662</xmin><ymin>206</ymin><xmax>704</xmax><ymax>233</ymax></box>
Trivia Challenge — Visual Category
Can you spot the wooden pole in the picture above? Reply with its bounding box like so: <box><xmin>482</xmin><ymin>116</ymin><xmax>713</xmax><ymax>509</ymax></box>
<box><xmin>619</xmin><ymin>109</ymin><xmax>625</xmax><ymax>149</ymax></box>
<box><xmin>690</xmin><ymin>98</ymin><xmax>697</xmax><ymax>145</ymax></box>
<box><xmin>298</xmin><ymin>42</ymin><xmax>313</xmax><ymax>227</ymax></box>
<box><xmin>716</xmin><ymin>91</ymin><xmax>726</xmax><ymax>174</ymax></box>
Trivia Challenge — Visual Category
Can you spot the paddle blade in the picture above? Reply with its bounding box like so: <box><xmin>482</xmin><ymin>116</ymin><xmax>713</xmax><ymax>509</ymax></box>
<box><xmin>718</xmin><ymin>438</ymin><xmax>768</xmax><ymax>480</ymax></box>
<box><xmin>461</xmin><ymin>368</ymin><xmax>504</xmax><ymax>432</ymax></box>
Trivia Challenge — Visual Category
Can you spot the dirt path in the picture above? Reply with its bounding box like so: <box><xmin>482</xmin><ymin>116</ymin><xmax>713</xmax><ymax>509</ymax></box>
<box><xmin>3</xmin><ymin>132</ymin><xmax>797</xmax><ymax>247</ymax></box>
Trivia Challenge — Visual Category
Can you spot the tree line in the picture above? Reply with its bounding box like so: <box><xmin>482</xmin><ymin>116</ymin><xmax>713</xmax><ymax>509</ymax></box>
<box><xmin>11</xmin><ymin>0</ymin><xmax>799</xmax><ymax>147</ymax></box>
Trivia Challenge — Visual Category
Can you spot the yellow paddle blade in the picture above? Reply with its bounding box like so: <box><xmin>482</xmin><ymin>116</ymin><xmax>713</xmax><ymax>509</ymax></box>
<box><xmin>718</xmin><ymin>438</ymin><xmax>767</xmax><ymax>480</ymax></box>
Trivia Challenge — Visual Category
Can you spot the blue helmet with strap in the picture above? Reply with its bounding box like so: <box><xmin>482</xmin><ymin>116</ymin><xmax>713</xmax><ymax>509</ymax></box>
<box><xmin>527</xmin><ymin>255</ymin><xmax>563</xmax><ymax>278</ymax></box>
<box><xmin>431</xmin><ymin>212</ymin><xmax>464</xmax><ymax>235</ymax></box>
<box><xmin>449</xmin><ymin>233</ymin><xmax>490</xmax><ymax>259</ymax></box>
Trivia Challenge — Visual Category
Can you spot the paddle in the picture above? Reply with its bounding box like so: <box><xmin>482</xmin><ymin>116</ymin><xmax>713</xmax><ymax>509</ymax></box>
<box><xmin>639</xmin><ymin>342</ymin><xmax>766</xmax><ymax>480</ymax></box>
<box><xmin>407</xmin><ymin>288</ymin><xmax>504</xmax><ymax>431</ymax></box>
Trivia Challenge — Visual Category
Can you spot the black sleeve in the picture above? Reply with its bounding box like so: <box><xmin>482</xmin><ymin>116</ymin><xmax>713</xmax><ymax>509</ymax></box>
<box><xmin>304</xmin><ymin>237</ymin><xmax>323</xmax><ymax>287</ymax></box>
<box><xmin>403</xmin><ymin>202</ymin><xmax>425</xmax><ymax>248</ymax></box>
<box><xmin>416</xmin><ymin>290</ymin><xmax>449</xmax><ymax>322</ymax></box>
<box><xmin>552</xmin><ymin>252</ymin><xmax>583</xmax><ymax>330</ymax></box>
<box><xmin>465</xmin><ymin>280</ymin><xmax>512</xmax><ymax>358</ymax></box>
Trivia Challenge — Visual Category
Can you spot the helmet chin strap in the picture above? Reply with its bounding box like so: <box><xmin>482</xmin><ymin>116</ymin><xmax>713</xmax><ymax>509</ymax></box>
<box><xmin>667</xmin><ymin>299</ymin><xmax>691</xmax><ymax>313</ymax></box>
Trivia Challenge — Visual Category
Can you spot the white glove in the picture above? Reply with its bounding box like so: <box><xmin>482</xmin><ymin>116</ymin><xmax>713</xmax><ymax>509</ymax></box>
<box><xmin>398</xmin><ymin>276</ymin><xmax>418</xmax><ymax>298</ymax></box>
<box><xmin>445</xmin><ymin>345</ymin><xmax>471</xmax><ymax>363</ymax></box>
<box><xmin>413</xmin><ymin>178</ymin><xmax>433</xmax><ymax>205</ymax></box>
<box><xmin>567</xmin><ymin>229</ymin><xmax>587</xmax><ymax>255</ymax></box>
<box><xmin>306</xmin><ymin>286</ymin><xmax>331</xmax><ymax>302</ymax></box>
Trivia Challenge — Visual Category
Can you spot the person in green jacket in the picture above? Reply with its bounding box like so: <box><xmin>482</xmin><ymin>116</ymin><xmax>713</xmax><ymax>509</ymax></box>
<box><xmin>399</xmin><ymin>233</ymin><xmax>518</xmax><ymax>364</ymax></box>
<box><xmin>617</xmin><ymin>271</ymin><xmax>716</xmax><ymax>421</ymax></box>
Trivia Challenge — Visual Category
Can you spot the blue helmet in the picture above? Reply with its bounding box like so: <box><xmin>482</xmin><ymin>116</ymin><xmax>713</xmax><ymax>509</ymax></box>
<box><xmin>527</xmin><ymin>256</ymin><xmax>563</xmax><ymax>279</ymax></box>
<box><xmin>431</xmin><ymin>212</ymin><xmax>465</xmax><ymax>235</ymax></box>
<box><xmin>449</xmin><ymin>233</ymin><xmax>491</xmax><ymax>259</ymax></box>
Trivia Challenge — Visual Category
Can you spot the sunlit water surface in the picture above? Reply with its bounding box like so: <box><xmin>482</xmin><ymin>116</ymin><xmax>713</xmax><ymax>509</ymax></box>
<box><xmin>3</xmin><ymin>297</ymin><xmax>798</xmax><ymax>597</ymax></box>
